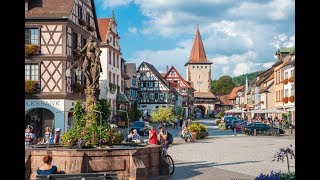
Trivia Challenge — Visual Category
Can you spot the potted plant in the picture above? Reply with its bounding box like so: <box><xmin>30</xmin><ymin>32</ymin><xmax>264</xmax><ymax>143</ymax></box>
<box><xmin>288</xmin><ymin>95</ymin><xmax>295</xmax><ymax>103</ymax></box>
<box><xmin>78</xmin><ymin>18</ymin><xmax>86</xmax><ymax>26</ymax></box>
<box><xmin>25</xmin><ymin>80</ymin><xmax>38</xmax><ymax>94</ymax></box>
<box><xmin>25</xmin><ymin>44</ymin><xmax>39</xmax><ymax>57</ymax></box>
<box><xmin>282</xmin><ymin>78</ymin><xmax>289</xmax><ymax>85</ymax></box>
<box><xmin>87</xmin><ymin>25</ymin><xmax>95</xmax><ymax>32</ymax></box>
<box><xmin>288</xmin><ymin>76</ymin><xmax>294</xmax><ymax>83</ymax></box>
<box><xmin>282</xmin><ymin>97</ymin><xmax>289</xmax><ymax>103</ymax></box>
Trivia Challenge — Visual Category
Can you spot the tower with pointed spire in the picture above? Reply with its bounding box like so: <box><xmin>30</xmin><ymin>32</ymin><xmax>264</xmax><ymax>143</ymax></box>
<box><xmin>185</xmin><ymin>25</ymin><xmax>215</xmax><ymax>115</ymax></box>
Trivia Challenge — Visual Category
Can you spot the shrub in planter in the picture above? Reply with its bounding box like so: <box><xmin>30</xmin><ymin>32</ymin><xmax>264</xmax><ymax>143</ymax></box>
<box><xmin>255</xmin><ymin>171</ymin><xmax>295</xmax><ymax>180</ymax></box>
<box><xmin>216</xmin><ymin>119</ymin><xmax>222</xmax><ymax>125</ymax></box>
<box><xmin>188</xmin><ymin>122</ymin><xmax>208</xmax><ymax>139</ymax></box>
<box><xmin>216</xmin><ymin>111</ymin><xmax>224</xmax><ymax>119</ymax></box>
<box><xmin>218</xmin><ymin>121</ymin><xmax>226</xmax><ymax>130</ymax></box>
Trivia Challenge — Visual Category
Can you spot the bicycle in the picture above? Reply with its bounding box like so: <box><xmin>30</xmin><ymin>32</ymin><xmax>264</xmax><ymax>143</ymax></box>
<box><xmin>160</xmin><ymin>144</ymin><xmax>175</xmax><ymax>175</ymax></box>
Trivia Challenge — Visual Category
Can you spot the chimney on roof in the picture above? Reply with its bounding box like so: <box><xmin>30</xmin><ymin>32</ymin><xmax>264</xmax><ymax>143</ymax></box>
<box><xmin>166</xmin><ymin>65</ymin><xmax>169</xmax><ymax>73</ymax></box>
<box><xmin>25</xmin><ymin>0</ymin><xmax>29</xmax><ymax>11</ymax></box>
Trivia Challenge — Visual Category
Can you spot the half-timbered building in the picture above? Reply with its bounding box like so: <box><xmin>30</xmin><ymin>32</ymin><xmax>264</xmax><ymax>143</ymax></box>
<box><xmin>184</xmin><ymin>26</ymin><xmax>216</xmax><ymax>116</ymax></box>
<box><xmin>25</xmin><ymin>0</ymin><xmax>101</xmax><ymax>137</ymax></box>
<box><xmin>137</xmin><ymin>62</ymin><xmax>177</xmax><ymax>116</ymax></box>
<box><xmin>164</xmin><ymin>66</ymin><xmax>195</xmax><ymax>118</ymax></box>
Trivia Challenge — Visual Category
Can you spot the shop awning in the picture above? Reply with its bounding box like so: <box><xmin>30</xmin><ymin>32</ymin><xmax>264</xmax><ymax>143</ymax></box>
<box><xmin>116</xmin><ymin>92</ymin><xmax>129</xmax><ymax>103</ymax></box>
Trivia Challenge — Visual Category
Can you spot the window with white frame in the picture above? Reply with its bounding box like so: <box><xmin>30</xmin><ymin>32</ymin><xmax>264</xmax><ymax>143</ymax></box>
<box><xmin>25</xmin><ymin>64</ymin><xmax>39</xmax><ymax>81</ymax></box>
<box><xmin>25</xmin><ymin>28</ymin><xmax>39</xmax><ymax>45</ymax></box>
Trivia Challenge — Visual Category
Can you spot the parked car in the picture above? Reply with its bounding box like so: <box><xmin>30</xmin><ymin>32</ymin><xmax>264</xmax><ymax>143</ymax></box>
<box><xmin>230</xmin><ymin>120</ymin><xmax>246</xmax><ymax>131</ymax></box>
<box><xmin>222</xmin><ymin>116</ymin><xmax>242</xmax><ymax>129</ymax></box>
<box><xmin>130</xmin><ymin>121</ymin><xmax>151</xmax><ymax>136</ymax></box>
<box><xmin>242</xmin><ymin>122</ymin><xmax>285</xmax><ymax>136</ymax></box>
<box><xmin>235</xmin><ymin>121</ymin><xmax>249</xmax><ymax>132</ymax></box>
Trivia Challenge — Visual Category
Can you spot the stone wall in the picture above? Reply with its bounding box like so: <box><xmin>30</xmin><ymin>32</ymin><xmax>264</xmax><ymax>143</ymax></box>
<box><xmin>25</xmin><ymin>145</ymin><xmax>168</xmax><ymax>180</ymax></box>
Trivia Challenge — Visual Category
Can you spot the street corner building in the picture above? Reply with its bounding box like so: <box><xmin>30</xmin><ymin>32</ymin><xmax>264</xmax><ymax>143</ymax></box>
<box><xmin>25</xmin><ymin>0</ymin><xmax>101</xmax><ymax>137</ymax></box>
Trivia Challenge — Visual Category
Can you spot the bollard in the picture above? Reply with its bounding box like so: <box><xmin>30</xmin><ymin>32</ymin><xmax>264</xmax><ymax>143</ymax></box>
<box><xmin>289</xmin><ymin>126</ymin><xmax>292</xmax><ymax>135</ymax></box>
<box><xmin>234</xmin><ymin>128</ymin><xmax>237</xmax><ymax>136</ymax></box>
<box><xmin>254</xmin><ymin>129</ymin><xmax>256</xmax><ymax>136</ymax></box>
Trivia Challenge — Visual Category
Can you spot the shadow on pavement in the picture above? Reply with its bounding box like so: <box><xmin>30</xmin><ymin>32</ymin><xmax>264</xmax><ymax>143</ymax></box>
<box><xmin>170</xmin><ymin>160</ymin><xmax>259</xmax><ymax>180</ymax></box>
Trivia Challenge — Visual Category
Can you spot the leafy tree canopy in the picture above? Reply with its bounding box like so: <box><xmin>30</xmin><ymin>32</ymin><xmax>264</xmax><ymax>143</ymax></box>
<box><xmin>151</xmin><ymin>107</ymin><xmax>175</xmax><ymax>123</ymax></box>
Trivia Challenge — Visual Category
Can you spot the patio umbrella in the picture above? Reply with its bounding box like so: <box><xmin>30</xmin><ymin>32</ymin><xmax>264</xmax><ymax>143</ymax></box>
<box><xmin>264</xmin><ymin>109</ymin><xmax>288</xmax><ymax>114</ymax></box>
<box><xmin>225</xmin><ymin>108</ymin><xmax>246</xmax><ymax>113</ymax></box>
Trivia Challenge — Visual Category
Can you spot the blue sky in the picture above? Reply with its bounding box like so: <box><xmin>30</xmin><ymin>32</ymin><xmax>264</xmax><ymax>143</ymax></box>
<box><xmin>95</xmin><ymin>0</ymin><xmax>295</xmax><ymax>80</ymax></box>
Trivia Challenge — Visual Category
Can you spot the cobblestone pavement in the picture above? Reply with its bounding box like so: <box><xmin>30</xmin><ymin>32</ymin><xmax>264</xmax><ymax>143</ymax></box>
<box><xmin>165</xmin><ymin>119</ymin><xmax>295</xmax><ymax>180</ymax></box>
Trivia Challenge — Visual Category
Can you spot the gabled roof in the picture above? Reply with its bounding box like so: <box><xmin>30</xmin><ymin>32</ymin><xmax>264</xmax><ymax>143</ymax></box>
<box><xmin>160</xmin><ymin>73</ymin><xmax>167</xmax><ymax>78</ymax></box>
<box><xmin>164</xmin><ymin>66</ymin><xmax>193</xmax><ymax>89</ymax></box>
<box><xmin>25</xmin><ymin>0</ymin><xmax>101</xmax><ymax>41</ymax></box>
<box><xmin>25</xmin><ymin>0</ymin><xmax>74</xmax><ymax>19</ymax></box>
<box><xmin>185</xmin><ymin>26</ymin><xmax>212</xmax><ymax>65</ymax></box>
<box><xmin>256</xmin><ymin>68</ymin><xmax>274</xmax><ymax>85</ymax></box>
<box><xmin>97</xmin><ymin>18</ymin><xmax>111</xmax><ymax>42</ymax></box>
<box><xmin>219</xmin><ymin>94</ymin><xmax>232</xmax><ymax>105</ymax></box>
<box><xmin>139</xmin><ymin>62</ymin><xmax>169</xmax><ymax>88</ymax></box>
<box><xmin>228</xmin><ymin>86</ymin><xmax>245</xmax><ymax>99</ymax></box>
<box><xmin>194</xmin><ymin>92</ymin><xmax>215</xmax><ymax>98</ymax></box>
<box><xmin>276</xmin><ymin>47</ymin><xmax>295</xmax><ymax>55</ymax></box>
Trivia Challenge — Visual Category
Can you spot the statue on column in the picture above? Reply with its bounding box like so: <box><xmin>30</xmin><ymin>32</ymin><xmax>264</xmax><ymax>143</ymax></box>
<box><xmin>73</xmin><ymin>36</ymin><xmax>102</xmax><ymax>121</ymax></box>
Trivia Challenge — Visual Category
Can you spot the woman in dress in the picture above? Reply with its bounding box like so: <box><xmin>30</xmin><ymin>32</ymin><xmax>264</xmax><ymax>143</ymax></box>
<box><xmin>36</xmin><ymin>155</ymin><xmax>59</xmax><ymax>175</ymax></box>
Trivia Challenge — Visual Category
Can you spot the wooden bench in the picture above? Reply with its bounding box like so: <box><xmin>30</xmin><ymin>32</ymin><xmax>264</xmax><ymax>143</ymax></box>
<box><xmin>36</xmin><ymin>172</ymin><xmax>117</xmax><ymax>180</ymax></box>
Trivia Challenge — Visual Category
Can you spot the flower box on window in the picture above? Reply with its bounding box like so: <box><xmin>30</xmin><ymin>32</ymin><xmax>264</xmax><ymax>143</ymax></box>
<box><xmin>282</xmin><ymin>97</ymin><xmax>289</xmax><ymax>103</ymax></box>
<box><xmin>78</xmin><ymin>19</ymin><xmax>86</xmax><ymax>26</ymax></box>
<box><xmin>25</xmin><ymin>44</ymin><xmax>39</xmax><ymax>57</ymax></box>
<box><xmin>282</xmin><ymin>78</ymin><xmax>289</xmax><ymax>85</ymax></box>
<box><xmin>87</xmin><ymin>25</ymin><xmax>95</xmax><ymax>32</ymax></box>
<box><xmin>288</xmin><ymin>76</ymin><xmax>294</xmax><ymax>83</ymax></box>
<box><xmin>25</xmin><ymin>80</ymin><xmax>38</xmax><ymax>94</ymax></box>
<box><xmin>288</xmin><ymin>96</ymin><xmax>295</xmax><ymax>103</ymax></box>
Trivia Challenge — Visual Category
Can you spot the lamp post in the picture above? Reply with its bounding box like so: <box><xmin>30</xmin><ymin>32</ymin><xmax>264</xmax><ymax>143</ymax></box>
<box><xmin>93</xmin><ymin>110</ymin><xmax>103</xmax><ymax>147</ymax></box>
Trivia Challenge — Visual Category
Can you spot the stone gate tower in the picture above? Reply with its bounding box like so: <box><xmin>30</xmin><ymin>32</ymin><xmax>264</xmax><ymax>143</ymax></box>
<box><xmin>185</xmin><ymin>25</ymin><xmax>216</xmax><ymax>115</ymax></box>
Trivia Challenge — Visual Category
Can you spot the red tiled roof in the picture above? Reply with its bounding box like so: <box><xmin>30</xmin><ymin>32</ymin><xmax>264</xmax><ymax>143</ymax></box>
<box><xmin>160</xmin><ymin>73</ymin><xmax>167</xmax><ymax>78</ymax></box>
<box><xmin>228</xmin><ymin>86</ymin><xmax>245</xmax><ymax>100</ymax></box>
<box><xmin>25</xmin><ymin>0</ymin><xmax>74</xmax><ymax>19</ymax></box>
<box><xmin>219</xmin><ymin>95</ymin><xmax>232</xmax><ymax>105</ymax></box>
<box><xmin>194</xmin><ymin>92</ymin><xmax>215</xmax><ymax>98</ymax></box>
<box><xmin>97</xmin><ymin>18</ymin><xmax>111</xmax><ymax>42</ymax></box>
<box><xmin>188</xmin><ymin>26</ymin><xmax>211</xmax><ymax>64</ymax></box>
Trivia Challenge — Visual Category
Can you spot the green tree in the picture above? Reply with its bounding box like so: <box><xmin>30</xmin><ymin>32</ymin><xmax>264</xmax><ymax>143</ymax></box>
<box><xmin>211</xmin><ymin>80</ymin><xmax>218</xmax><ymax>92</ymax></box>
<box><xmin>214</xmin><ymin>75</ymin><xmax>235</xmax><ymax>94</ymax></box>
<box><xmin>151</xmin><ymin>107</ymin><xmax>175</xmax><ymax>123</ymax></box>
<box><xmin>173</xmin><ymin>106</ymin><xmax>183</xmax><ymax>119</ymax></box>
<box><xmin>94</xmin><ymin>99</ymin><xmax>112</xmax><ymax>125</ymax></box>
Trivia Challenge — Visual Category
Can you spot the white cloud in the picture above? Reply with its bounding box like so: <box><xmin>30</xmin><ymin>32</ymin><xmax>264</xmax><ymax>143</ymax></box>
<box><xmin>97</xmin><ymin>0</ymin><xmax>133</xmax><ymax>8</ymax></box>
<box><xmin>128</xmin><ymin>27</ymin><xmax>137</xmax><ymax>33</ymax></box>
<box><xmin>227</xmin><ymin>0</ymin><xmax>295</xmax><ymax>21</ymax></box>
<box><xmin>271</xmin><ymin>33</ymin><xmax>295</xmax><ymax>49</ymax></box>
<box><xmin>262</xmin><ymin>62</ymin><xmax>274</xmax><ymax>69</ymax></box>
<box><xmin>234</xmin><ymin>63</ymin><xmax>250</xmax><ymax>76</ymax></box>
<box><xmin>126</xmin><ymin>48</ymin><xmax>190</xmax><ymax>77</ymax></box>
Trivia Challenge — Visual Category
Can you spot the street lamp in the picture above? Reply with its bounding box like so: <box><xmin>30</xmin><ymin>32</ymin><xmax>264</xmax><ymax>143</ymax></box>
<box><xmin>93</xmin><ymin>110</ymin><xmax>103</xmax><ymax>147</ymax></box>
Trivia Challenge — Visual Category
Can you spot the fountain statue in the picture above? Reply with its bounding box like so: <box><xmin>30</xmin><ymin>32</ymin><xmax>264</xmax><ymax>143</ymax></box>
<box><xmin>74</xmin><ymin>36</ymin><xmax>102</xmax><ymax>126</ymax></box>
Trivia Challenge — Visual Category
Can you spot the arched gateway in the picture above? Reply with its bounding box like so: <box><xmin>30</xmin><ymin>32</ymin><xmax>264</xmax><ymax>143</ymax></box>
<box><xmin>25</xmin><ymin>108</ymin><xmax>55</xmax><ymax>139</ymax></box>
